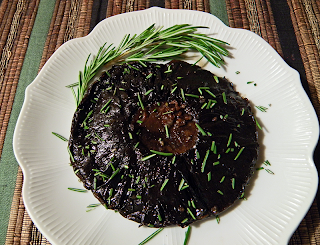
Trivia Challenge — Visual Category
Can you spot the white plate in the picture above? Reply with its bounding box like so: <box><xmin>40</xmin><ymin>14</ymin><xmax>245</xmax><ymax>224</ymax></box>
<box><xmin>13</xmin><ymin>7</ymin><xmax>319</xmax><ymax>245</ymax></box>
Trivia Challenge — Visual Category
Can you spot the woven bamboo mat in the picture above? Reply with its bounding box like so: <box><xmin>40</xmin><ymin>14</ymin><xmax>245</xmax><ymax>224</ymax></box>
<box><xmin>1</xmin><ymin>0</ymin><xmax>320</xmax><ymax>244</ymax></box>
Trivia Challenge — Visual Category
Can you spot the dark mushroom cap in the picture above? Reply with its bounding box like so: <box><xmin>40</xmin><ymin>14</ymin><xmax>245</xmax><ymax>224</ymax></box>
<box><xmin>68</xmin><ymin>60</ymin><xmax>259</xmax><ymax>227</ymax></box>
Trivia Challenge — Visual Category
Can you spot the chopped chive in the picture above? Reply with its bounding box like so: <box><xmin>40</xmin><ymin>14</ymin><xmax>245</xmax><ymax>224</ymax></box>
<box><xmin>255</xmin><ymin>118</ymin><xmax>262</xmax><ymax>130</ymax></box>
<box><xmin>210</xmin><ymin>100</ymin><xmax>217</xmax><ymax>108</ymax></box>
<box><xmin>177</xmin><ymin>76</ymin><xmax>183</xmax><ymax>79</ymax></box>
<box><xmin>211</xmin><ymin>141</ymin><xmax>217</xmax><ymax>154</ymax></box>
<box><xmin>207</xmin><ymin>172</ymin><xmax>212</xmax><ymax>181</ymax></box>
<box><xmin>181</xmin><ymin>218</ymin><xmax>189</xmax><ymax>224</ymax></box>
<box><xmin>136</xmin><ymin>195</ymin><xmax>142</xmax><ymax>199</ymax></box>
<box><xmin>234</xmin><ymin>147</ymin><xmax>245</xmax><ymax>160</ymax></box>
<box><xmin>158</xmin><ymin>213</ymin><xmax>162</xmax><ymax>221</ymax></box>
<box><xmin>216</xmin><ymin>215</ymin><xmax>220</xmax><ymax>224</ymax></box>
<box><xmin>162</xmin><ymin>110</ymin><xmax>174</xmax><ymax>115</ymax></box>
<box><xmin>256</xmin><ymin>167</ymin><xmax>264</xmax><ymax>170</ymax></box>
<box><xmin>201</xmin><ymin>102</ymin><xmax>208</xmax><ymax>109</ymax></box>
<box><xmin>225</xmin><ymin>148</ymin><xmax>231</xmax><ymax>153</ymax></box>
<box><xmin>222</xmin><ymin>92</ymin><xmax>227</xmax><ymax>104</ymax></box>
<box><xmin>207</xmin><ymin>132</ymin><xmax>212</xmax><ymax>136</ymax></box>
<box><xmin>187</xmin><ymin>208</ymin><xmax>196</xmax><ymax>220</ymax></box>
<box><xmin>172</xmin><ymin>155</ymin><xmax>176</xmax><ymax>164</ymax></box>
<box><xmin>171</xmin><ymin>86</ymin><xmax>177</xmax><ymax>93</ymax></box>
<box><xmin>82</xmin><ymin>110</ymin><xmax>93</xmax><ymax>125</ymax></box>
<box><xmin>146</xmin><ymin>73</ymin><xmax>153</xmax><ymax>79</ymax></box>
<box><xmin>100</xmin><ymin>99</ymin><xmax>112</xmax><ymax>112</ymax></box>
<box><xmin>136</xmin><ymin>120</ymin><xmax>143</xmax><ymax>124</ymax></box>
<box><xmin>181</xmin><ymin>88</ymin><xmax>186</xmax><ymax>101</ymax></box>
<box><xmin>220</xmin><ymin>176</ymin><xmax>225</xmax><ymax>183</ymax></box>
<box><xmin>164</xmin><ymin>65</ymin><xmax>172</xmax><ymax>73</ymax></box>
<box><xmin>196</xmin><ymin>150</ymin><xmax>200</xmax><ymax>159</ymax></box>
<box><xmin>93</xmin><ymin>177</ymin><xmax>97</xmax><ymax>190</ymax></box>
<box><xmin>164</xmin><ymin>124</ymin><xmax>170</xmax><ymax>138</ymax></box>
<box><xmin>160</xmin><ymin>179</ymin><xmax>169</xmax><ymax>191</ymax></box>
<box><xmin>52</xmin><ymin>132</ymin><xmax>68</xmax><ymax>141</ymax></box>
<box><xmin>141</xmin><ymin>153</ymin><xmax>156</xmax><ymax>161</ymax></box>
<box><xmin>109</xmin><ymin>169</ymin><xmax>120</xmax><ymax>180</ymax></box>
<box><xmin>241</xmin><ymin>108</ymin><xmax>245</xmax><ymax>116</ymax></box>
<box><xmin>235</xmin><ymin>71</ymin><xmax>240</xmax><ymax>74</ymax></box>
<box><xmin>124</xmin><ymin>165</ymin><xmax>129</xmax><ymax>169</ymax></box>
<box><xmin>226</xmin><ymin>134</ymin><xmax>232</xmax><ymax>148</ymax></box>
<box><xmin>68</xmin><ymin>187</ymin><xmax>87</xmax><ymax>193</ymax></box>
<box><xmin>161</xmin><ymin>84</ymin><xmax>165</xmax><ymax>90</ymax></box>
<box><xmin>137</xmin><ymin>93</ymin><xmax>144</xmax><ymax>110</ymax></box>
<box><xmin>213</xmin><ymin>161</ymin><xmax>220</xmax><ymax>166</ymax></box>
<box><xmin>94</xmin><ymin>132</ymin><xmax>104</xmax><ymax>142</ymax></box>
<box><xmin>185</xmin><ymin>93</ymin><xmax>200</xmax><ymax>98</ymax></box>
<box><xmin>135</xmin><ymin>175</ymin><xmax>140</xmax><ymax>184</ymax></box>
<box><xmin>206</xmin><ymin>99</ymin><xmax>212</xmax><ymax>109</ymax></box>
<box><xmin>144</xmin><ymin>88</ymin><xmax>153</xmax><ymax>95</ymax></box>
<box><xmin>181</xmin><ymin>184</ymin><xmax>189</xmax><ymax>190</ymax></box>
<box><xmin>205</xmin><ymin>89</ymin><xmax>216</xmax><ymax>98</ymax></box>
<box><xmin>178</xmin><ymin>178</ymin><xmax>185</xmax><ymax>191</ymax></box>
<box><xmin>128</xmin><ymin>132</ymin><xmax>133</xmax><ymax>139</ymax></box>
<box><xmin>138</xmin><ymin>228</ymin><xmax>164</xmax><ymax>245</ymax></box>
<box><xmin>195</xmin><ymin>123</ymin><xmax>207</xmax><ymax>136</ymax></box>
<box><xmin>134</xmin><ymin>142</ymin><xmax>140</xmax><ymax>149</ymax></box>
<box><xmin>201</xmin><ymin>150</ymin><xmax>210</xmax><ymax>173</ymax></box>
<box><xmin>183</xmin><ymin>226</ymin><xmax>191</xmax><ymax>245</ymax></box>
<box><xmin>104</xmin><ymin>124</ymin><xmax>110</xmax><ymax>127</ymax></box>
<box><xmin>191</xmin><ymin>200</ymin><xmax>196</xmax><ymax>209</ymax></box>
<box><xmin>213</xmin><ymin>75</ymin><xmax>219</xmax><ymax>83</ymax></box>
<box><xmin>232</xmin><ymin>178</ymin><xmax>235</xmax><ymax>189</ymax></box>
<box><xmin>128</xmin><ymin>188</ymin><xmax>136</xmax><ymax>192</ymax></box>
<box><xmin>150</xmin><ymin>150</ymin><xmax>173</xmax><ymax>156</ymax></box>
<box><xmin>217</xmin><ymin>190</ymin><xmax>224</xmax><ymax>195</ymax></box>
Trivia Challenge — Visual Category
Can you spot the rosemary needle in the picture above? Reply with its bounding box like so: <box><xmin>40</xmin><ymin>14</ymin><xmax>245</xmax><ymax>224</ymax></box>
<box><xmin>68</xmin><ymin>187</ymin><xmax>87</xmax><ymax>193</ymax></box>
<box><xmin>52</xmin><ymin>132</ymin><xmax>68</xmax><ymax>142</ymax></box>
<box><xmin>138</xmin><ymin>228</ymin><xmax>164</xmax><ymax>245</ymax></box>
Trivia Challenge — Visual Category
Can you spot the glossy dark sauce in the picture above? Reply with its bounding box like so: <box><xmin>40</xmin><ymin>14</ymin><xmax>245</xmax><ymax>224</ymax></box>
<box><xmin>68</xmin><ymin>60</ymin><xmax>259</xmax><ymax>227</ymax></box>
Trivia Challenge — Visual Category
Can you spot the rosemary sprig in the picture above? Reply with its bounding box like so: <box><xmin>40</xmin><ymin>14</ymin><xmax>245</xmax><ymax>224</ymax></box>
<box><xmin>73</xmin><ymin>24</ymin><xmax>229</xmax><ymax>106</ymax></box>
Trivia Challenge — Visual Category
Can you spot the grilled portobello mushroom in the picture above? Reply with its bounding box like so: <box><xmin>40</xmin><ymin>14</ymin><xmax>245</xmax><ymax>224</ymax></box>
<box><xmin>68</xmin><ymin>60</ymin><xmax>259</xmax><ymax>227</ymax></box>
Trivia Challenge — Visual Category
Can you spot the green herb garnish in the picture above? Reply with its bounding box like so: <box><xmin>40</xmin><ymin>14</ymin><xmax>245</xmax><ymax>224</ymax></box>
<box><xmin>52</xmin><ymin>132</ymin><xmax>68</xmax><ymax>141</ymax></box>
<box><xmin>183</xmin><ymin>226</ymin><xmax>191</xmax><ymax>245</ymax></box>
<box><xmin>150</xmin><ymin>150</ymin><xmax>173</xmax><ymax>156</ymax></box>
<box><xmin>73</xmin><ymin>24</ymin><xmax>229</xmax><ymax>106</ymax></box>
<box><xmin>138</xmin><ymin>228</ymin><xmax>164</xmax><ymax>245</ymax></box>
<box><xmin>68</xmin><ymin>187</ymin><xmax>87</xmax><ymax>193</ymax></box>
<box><xmin>160</xmin><ymin>178</ymin><xmax>169</xmax><ymax>191</ymax></box>
<box><xmin>256</xmin><ymin>105</ymin><xmax>268</xmax><ymax>112</ymax></box>
<box><xmin>195</xmin><ymin>123</ymin><xmax>207</xmax><ymax>136</ymax></box>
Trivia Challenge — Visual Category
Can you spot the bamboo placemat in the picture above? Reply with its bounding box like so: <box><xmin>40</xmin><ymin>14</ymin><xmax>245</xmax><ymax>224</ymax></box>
<box><xmin>1</xmin><ymin>0</ymin><xmax>320</xmax><ymax>244</ymax></box>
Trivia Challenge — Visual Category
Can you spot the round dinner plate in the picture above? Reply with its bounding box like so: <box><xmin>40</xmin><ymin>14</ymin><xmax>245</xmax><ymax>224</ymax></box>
<box><xmin>13</xmin><ymin>7</ymin><xmax>319</xmax><ymax>245</ymax></box>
